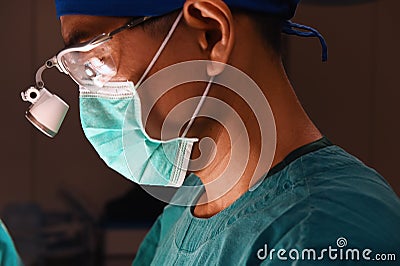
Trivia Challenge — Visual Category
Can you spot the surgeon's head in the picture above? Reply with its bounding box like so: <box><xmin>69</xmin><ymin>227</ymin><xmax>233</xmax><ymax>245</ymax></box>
<box><xmin>45</xmin><ymin>0</ymin><xmax>328</xmax><ymax>192</ymax></box>
<box><xmin>57</xmin><ymin>0</ymin><xmax>298</xmax><ymax>140</ymax></box>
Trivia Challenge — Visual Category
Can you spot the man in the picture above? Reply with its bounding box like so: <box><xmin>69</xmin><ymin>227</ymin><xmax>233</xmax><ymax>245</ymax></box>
<box><xmin>33</xmin><ymin>0</ymin><xmax>400</xmax><ymax>264</ymax></box>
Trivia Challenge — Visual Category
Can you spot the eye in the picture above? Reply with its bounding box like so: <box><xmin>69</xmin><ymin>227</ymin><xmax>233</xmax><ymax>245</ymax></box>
<box><xmin>84</xmin><ymin>65</ymin><xmax>96</xmax><ymax>78</ymax></box>
<box><xmin>84</xmin><ymin>57</ymin><xmax>103</xmax><ymax>77</ymax></box>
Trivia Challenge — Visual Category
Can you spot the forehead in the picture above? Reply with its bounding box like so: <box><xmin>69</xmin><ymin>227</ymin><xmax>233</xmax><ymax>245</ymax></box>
<box><xmin>60</xmin><ymin>15</ymin><xmax>129</xmax><ymax>46</ymax></box>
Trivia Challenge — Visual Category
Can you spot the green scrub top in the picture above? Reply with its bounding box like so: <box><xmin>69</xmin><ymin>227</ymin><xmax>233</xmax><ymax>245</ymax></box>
<box><xmin>0</xmin><ymin>220</ymin><xmax>22</xmax><ymax>266</ymax></box>
<box><xmin>133</xmin><ymin>137</ymin><xmax>400</xmax><ymax>265</ymax></box>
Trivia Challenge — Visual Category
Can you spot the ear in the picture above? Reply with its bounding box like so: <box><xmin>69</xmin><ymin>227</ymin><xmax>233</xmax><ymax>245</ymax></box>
<box><xmin>183</xmin><ymin>0</ymin><xmax>235</xmax><ymax>76</ymax></box>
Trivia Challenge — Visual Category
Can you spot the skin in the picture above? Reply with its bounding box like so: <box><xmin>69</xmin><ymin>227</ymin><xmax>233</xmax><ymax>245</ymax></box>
<box><xmin>60</xmin><ymin>0</ymin><xmax>322</xmax><ymax>218</ymax></box>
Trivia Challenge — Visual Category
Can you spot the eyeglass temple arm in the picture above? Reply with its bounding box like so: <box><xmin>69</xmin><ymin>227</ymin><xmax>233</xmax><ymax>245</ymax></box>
<box><xmin>109</xmin><ymin>16</ymin><xmax>152</xmax><ymax>37</ymax></box>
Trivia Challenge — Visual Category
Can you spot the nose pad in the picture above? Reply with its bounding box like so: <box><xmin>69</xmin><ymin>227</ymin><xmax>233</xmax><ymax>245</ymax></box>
<box><xmin>21</xmin><ymin>87</ymin><xmax>69</xmax><ymax>138</ymax></box>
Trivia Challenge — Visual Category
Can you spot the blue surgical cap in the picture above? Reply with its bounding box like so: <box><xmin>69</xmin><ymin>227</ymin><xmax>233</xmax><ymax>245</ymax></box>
<box><xmin>54</xmin><ymin>0</ymin><xmax>327</xmax><ymax>61</ymax></box>
<box><xmin>55</xmin><ymin>0</ymin><xmax>299</xmax><ymax>18</ymax></box>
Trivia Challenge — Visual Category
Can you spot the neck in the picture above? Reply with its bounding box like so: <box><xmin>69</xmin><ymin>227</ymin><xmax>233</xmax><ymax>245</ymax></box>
<box><xmin>191</xmin><ymin>49</ymin><xmax>321</xmax><ymax>218</ymax></box>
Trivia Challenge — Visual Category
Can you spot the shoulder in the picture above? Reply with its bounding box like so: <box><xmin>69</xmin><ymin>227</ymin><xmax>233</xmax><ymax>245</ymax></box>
<box><xmin>301</xmin><ymin>145</ymin><xmax>400</xmax><ymax>234</ymax></box>
<box><xmin>253</xmin><ymin>145</ymin><xmax>400</xmax><ymax>257</ymax></box>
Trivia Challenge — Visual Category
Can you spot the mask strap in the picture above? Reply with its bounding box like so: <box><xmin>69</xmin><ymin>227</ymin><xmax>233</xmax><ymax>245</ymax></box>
<box><xmin>133</xmin><ymin>9</ymin><xmax>212</xmax><ymax>139</ymax></box>
<box><xmin>282</xmin><ymin>20</ymin><xmax>328</xmax><ymax>62</ymax></box>
<box><xmin>181</xmin><ymin>75</ymin><xmax>215</xmax><ymax>138</ymax></box>
<box><xmin>135</xmin><ymin>11</ymin><xmax>183</xmax><ymax>88</ymax></box>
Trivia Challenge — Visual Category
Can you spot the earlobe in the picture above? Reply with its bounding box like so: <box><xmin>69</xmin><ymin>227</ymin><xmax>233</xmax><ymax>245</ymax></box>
<box><xmin>183</xmin><ymin>0</ymin><xmax>234</xmax><ymax>76</ymax></box>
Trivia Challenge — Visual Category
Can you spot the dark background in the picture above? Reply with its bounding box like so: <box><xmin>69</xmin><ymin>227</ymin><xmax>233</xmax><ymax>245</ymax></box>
<box><xmin>0</xmin><ymin>0</ymin><xmax>398</xmax><ymax>265</ymax></box>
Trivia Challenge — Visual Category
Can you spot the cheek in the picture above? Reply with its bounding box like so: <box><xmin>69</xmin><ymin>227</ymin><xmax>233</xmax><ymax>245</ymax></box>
<box><xmin>111</xmin><ymin>32</ymin><xmax>162</xmax><ymax>82</ymax></box>
<box><xmin>144</xmin><ymin>20</ymin><xmax>207</xmax><ymax>77</ymax></box>
<box><xmin>112</xmin><ymin>24</ymin><xmax>207</xmax><ymax>139</ymax></box>
<box><xmin>140</xmin><ymin>36</ymin><xmax>207</xmax><ymax>140</ymax></box>
<box><xmin>140</xmin><ymin>82</ymin><xmax>206</xmax><ymax>140</ymax></box>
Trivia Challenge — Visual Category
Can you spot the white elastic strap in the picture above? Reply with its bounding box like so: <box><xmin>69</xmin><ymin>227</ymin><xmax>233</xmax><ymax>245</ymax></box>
<box><xmin>181</xmin><ymin>75</ymin><xmax>215</xmax><ymax>138</ymax></box>
<box><xmin>135</xmin><ymin>11</ymin><xmax>183</xmax><ymax>88</ymax></box>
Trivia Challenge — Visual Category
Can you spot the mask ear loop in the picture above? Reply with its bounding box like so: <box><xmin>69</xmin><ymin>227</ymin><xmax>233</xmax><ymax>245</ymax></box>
<box><xmin>135</xmin><ymin>11</ymin><xmax>183</xmax><ymax>88</ymax></box>
<box><xmin>180</xmin><ymin>75</ymin><xmax>215</xmax><ymax>138</ymax></box>
<box><xmin>132</xmin><ymin>10</ymin><xmax>214</xmax><ymax>139</ymax></box>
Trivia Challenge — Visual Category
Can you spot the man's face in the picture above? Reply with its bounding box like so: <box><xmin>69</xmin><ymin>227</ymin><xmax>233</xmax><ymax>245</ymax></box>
<box><xmin>60</xmin><ymin>14</ymin><xmax>209</xmax><ymax>139</ymax></box>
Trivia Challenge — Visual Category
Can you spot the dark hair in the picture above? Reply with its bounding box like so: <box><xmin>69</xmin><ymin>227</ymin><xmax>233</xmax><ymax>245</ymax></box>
<box><xmin>232</xmin><ymin>9</ymin><xmax>284</xmax><ymax>56</ymax></box>
<box><xmin>140</xmin><ymin>10</ymin><xmax>180</xmax><ymax>37</ymax></box>
<box><xmin>141</xmin><ymin>9</ymin><xmax>284</xmax><ymax>56</ymax></box>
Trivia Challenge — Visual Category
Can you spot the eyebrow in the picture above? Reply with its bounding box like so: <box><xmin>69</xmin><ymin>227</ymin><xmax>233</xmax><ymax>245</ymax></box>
<box><xmin>64</xmin><ymin>30</ymin><xmax>96</xmax><ymax>48</ymax></box>
<box><xmin>63</xmin><ymin>16</ymin><xmax>149</xmax><ymax>48</ymax></box>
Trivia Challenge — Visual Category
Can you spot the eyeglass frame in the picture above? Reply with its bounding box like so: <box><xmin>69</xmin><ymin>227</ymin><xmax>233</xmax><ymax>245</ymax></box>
<box><xmin>45</xmin><ymin>16</ymin><xmax>153</xmax><ymax>78</ymax></box>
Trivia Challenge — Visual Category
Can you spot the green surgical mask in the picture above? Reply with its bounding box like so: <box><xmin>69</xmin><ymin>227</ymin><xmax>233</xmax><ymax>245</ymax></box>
<box><xmin>79</xmin><ymin>81</ymin><xmax>198</xmax><ymax>187</ymax></box>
